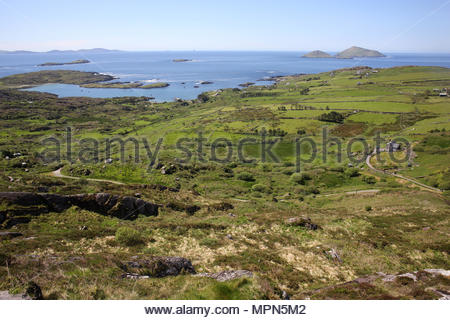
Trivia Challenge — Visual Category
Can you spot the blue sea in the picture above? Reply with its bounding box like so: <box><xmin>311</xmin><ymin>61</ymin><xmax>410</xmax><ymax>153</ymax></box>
<box><xmin>1</xmin><ymin>51</ymin><xmax>449</xmax><ymax>102</ymax></box>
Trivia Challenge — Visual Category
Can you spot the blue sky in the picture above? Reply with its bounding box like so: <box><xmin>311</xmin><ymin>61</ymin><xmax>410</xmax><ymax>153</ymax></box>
<box><xmin>1</xmin><ymin>0</ymin><xmax>449</xmax><ymax>52</ymax></box>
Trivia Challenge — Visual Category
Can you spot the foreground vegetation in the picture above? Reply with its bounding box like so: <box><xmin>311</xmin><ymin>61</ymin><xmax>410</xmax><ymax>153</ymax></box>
<box><xmin>0</xmin><ymin>66</ymin><xmax>449</xmax><ymax>299</ymax></box>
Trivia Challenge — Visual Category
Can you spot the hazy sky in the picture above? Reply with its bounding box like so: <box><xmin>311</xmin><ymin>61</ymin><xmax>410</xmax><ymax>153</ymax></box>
<box><xmin>1</xmin><ymin>0</ymin><xmax>449</xmax><ymax>52</ymax></box>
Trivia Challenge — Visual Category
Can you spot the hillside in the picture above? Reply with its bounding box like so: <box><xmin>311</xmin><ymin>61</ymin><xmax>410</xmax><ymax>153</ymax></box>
<box><xmin>336</xmin><ymin>46</ymin><xmax>385</xmax><ymax>59</ymax></box>
<box><xmin>0</xmin><ymin>66</ymin><xmax>448</xmax><ymax>300</ymax></box>
<box><xmin>302</xmin><ymin>50</ymin><xmax>332</xmax><ymax>58</ymax></box>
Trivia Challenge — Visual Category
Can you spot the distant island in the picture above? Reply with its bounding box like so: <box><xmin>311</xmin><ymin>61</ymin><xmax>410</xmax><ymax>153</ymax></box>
<box><xmin>173</xmin><ymin>59</ymin><xmax>192</xmax><ymax>62</ymax></box>
<box><xmin>82</xmin><ymin>81</ymin><xmax>170</xmax><ymax>89</ymax></box>
<box><xmin>335</xmin><ymin>46</ymin><xmax>385</xmax><ymax>59</ymax></box>
<box><xmin>302</xmin><ymin>46</ymin><xmax>385</xmax><ymax>59</ymax></box>
<box><xmin>38</xmin><ymin>59</ymin><xmax>90</xmax><ymax>67</ymax></box>
<box><xmin>302</xmin><ymin>50</ymin><xmax>332</xmax><ymax>58</ymax></box>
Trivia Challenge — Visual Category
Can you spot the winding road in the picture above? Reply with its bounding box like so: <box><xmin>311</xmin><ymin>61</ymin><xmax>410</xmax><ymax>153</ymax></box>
<box><xmin>49</xmin><ymin>168</ymin><xmax>125</xmax><ymax>185</ymax></box>
<box><xmin>365</xmin><ymin>152</ymin><xmax>442</xmax><ymax>193</ymax></box>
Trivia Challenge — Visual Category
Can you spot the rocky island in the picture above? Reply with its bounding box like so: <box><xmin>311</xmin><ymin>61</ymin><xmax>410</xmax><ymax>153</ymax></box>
<box><xmin>335</xmin><ymin>46</ymin><xmax>385</xmax><ymax>59</ymax></box>
<box><xmin>302</xmin><ymin>50</ymin><xmax>332</xmax><ymax>58</ymax></box>
<box><xmin>173</xmin><ymin>59</ymin><xmax>192</xmax><ymax>62</ymax></box>
<box><xmin>38</xmin><ymin>59</ymin><xmax>90</xmax><ymax>66</ymax></box>
<box><xmin>81</xmin><ymin>81</ymin><xmax>169</xmax><ymax>89</ymax></box>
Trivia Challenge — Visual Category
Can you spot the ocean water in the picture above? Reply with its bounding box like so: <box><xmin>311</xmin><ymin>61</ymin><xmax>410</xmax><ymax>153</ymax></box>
<box><xmin>0</xmin><ymin>51</ymin><xmax>449</xmax><ymax>102</ymax></box>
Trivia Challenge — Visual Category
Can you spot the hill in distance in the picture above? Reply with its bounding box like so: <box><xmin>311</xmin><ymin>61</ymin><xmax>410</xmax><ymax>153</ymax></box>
<box><xmin>302</xmin><ymin>50</ymin><xmax>332</xmax><ymax>58</ymax></box>
<box><xmin>0</xmin><ymin>48</ymin><xmax>121</xmax><ymax>54</ymax></box>
<box><xmin>335</xmin><ymin>46</ymin><xmax>385</xmax><ymax>59</ymax></box>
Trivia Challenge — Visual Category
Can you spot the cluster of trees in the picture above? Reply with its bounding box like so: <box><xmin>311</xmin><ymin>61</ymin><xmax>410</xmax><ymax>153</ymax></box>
<box><xmin>318</xmin><ymin>111</ymin><xmax>345</xmax><ymax>123</ymax></box>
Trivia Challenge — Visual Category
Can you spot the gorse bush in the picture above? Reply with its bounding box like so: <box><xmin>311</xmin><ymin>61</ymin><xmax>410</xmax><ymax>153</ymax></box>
<box><xmin>362</xmin><ymin>175</ymin><xmax>376</xmax><ymax>184</ymax></box>
<box><xmin>291</xmin><ymin>172</ymin><xmax>312</xmax><ymax>185</ymax></box>
<box><xmin>237</xmin><ymin>172</ymin><xmax>255</xmax><ymax>182</ymax></box>
<box><xmin>345</xmin><ymin>168</ymin><xmax>360</xmax><ymax>177</ymax></box>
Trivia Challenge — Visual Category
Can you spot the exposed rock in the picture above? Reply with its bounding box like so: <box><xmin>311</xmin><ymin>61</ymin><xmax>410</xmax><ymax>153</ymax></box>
<box><xmin>285</xmin><ymin>216</ymin><xmax>319</xmax><ymax>230</ymax></box>
<box><xmin>383</xmin><ymin>272</ymin><xmax>417</xmax><ymax>282</ymax></box>
<box><xmin>424</xmin><ymin>269</ymin><xmax>450</xmax><ymax>278</ymax></box>
<box><xmin>195</xmin><ymin>270</ymin><xmax>253</xmax><ymax>282</ymax></box>
<box><xmin>0</xmin><ymin>291</ymin><xmax>31</xmax><ymax>300</ymax></box>
<box><xmin>0</xmin><ymin>192</ymin><xmax>159</xmax><ymax>228</ymax></box>
<box><xmin>0</xmin><ymin>282</ymin><xmax>42</xmax><ymax>300</ymax></box>
<box><xmin>25</xmin><ymin>281</ymin><xmax>43</xmax><ymax>300</ymax></box>
<box><xmin>281</xmin><ymin>290</ymin><xmax>290</xmax><ymax>300</ymax></box>
<box><xmin>161</xmin><ymin>164</ymin><xmax>176</xmax><ymax>175</ymax></box>
<box><xmin>327</xmin><ymin>248</ymin><xmax>342</xmax><ymax>263</ymax></box>
<box><xmin>121</xmin><ymin>256</ymin><xmax>196</xmax><ymax>278</ymax></box>
<box><xmin>0</xmin><ymin>231</ymin><xmax>23</xmax><ymax>240</ymax></box>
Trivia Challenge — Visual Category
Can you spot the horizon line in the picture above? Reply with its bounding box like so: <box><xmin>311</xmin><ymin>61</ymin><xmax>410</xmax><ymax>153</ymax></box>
<box><xmin>2</xmin><ymin>48</ymin><xmax>450</xmax><ymax>55</ymax></box>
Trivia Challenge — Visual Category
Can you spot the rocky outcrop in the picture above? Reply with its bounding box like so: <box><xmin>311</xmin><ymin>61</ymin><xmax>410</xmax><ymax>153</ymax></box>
<box><xmin>195</xmin><ymin>270</ymin><xmax>253</xmax><ymax>282</ymax></box>
<box><xmin>121</xmin><ymin>256</ymin><xmax>196</xmax><ymax>278</ymax></box>
<box><xmin>0</xmin><ymin>192</ymin><xmax>159</xmax><ymax>228</ymax></box>
<box><xmin>0</xmin><ymin>231</ymin><xmax>23</xmax><ymax>240</ymax></box>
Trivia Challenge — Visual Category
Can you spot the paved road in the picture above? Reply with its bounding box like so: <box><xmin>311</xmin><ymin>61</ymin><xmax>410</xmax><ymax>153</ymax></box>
<box><xmin>365</xmin><ymin>152</ymin><xmax>442</xmax><ymax>193</ymax></box>
<box><xmin>49</xmin><ymin>168</ymin><xmax>125</xmax><ymax>185</ymax></box>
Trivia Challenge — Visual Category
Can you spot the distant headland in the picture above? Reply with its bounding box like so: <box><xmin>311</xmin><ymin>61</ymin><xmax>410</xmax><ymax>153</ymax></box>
<box><xmin>0</xmin><ymin>48</ymin><xmax>121</xmax><ymax>54</ymax></box>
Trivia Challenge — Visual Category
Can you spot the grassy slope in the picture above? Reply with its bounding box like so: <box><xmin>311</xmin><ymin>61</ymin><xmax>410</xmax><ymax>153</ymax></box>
<box><xmin>0</xmin><ymin>66</ymin><xmax>449</xmax><ymax>299</ymax></box>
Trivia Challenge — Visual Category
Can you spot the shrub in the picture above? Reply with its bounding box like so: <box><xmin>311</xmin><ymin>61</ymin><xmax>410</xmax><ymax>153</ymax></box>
<box><xmin>345</xmin><ymin>168</ymin><xmax>360</xmax><ymax>177</ymax></box>
<box><xmin>282</xmin><ymin>168</ymin><xmax>295</xmax><ymax>175</ymax></box>
<box><xmin>291</xmin><ymin>172</ymin><xmax>311</xmax><ymax>185</ymax></box>
<box><xmin>439</xmin><ymin>180</ymin><xmax>450</xmax><ymax>190</ymax></box>
<box><xmin>115</xmin><ymin>227</ymin><xmax>143</xmax><ymax>246</ymax></box>
<box><xmin>306</xmin><ymin>186</ymin><xmax>320</xmax><ymax>194</ymax></box>
<box><xmin>252</xmin><ymin>184</ymin><xmax>269</xmax><ymax>193</ymax></box>
<box><xmin>362</xmin><ymin>175</ymin><xmax>376</xmax><ymax>184</ymax></box>
<box><xmin>197</xmin><ymin>93</ymin><xmax>210</xmax><ymax>103</ymax></box>
<box><xmin>237</xmin><ymin>172</ymin><xmax>255</xmax><ymax>182</ymax></box>
<box><xmin>260</xmin><ymin>163</ymin><xmax>272</xmax><ymax>172</ymax></box>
